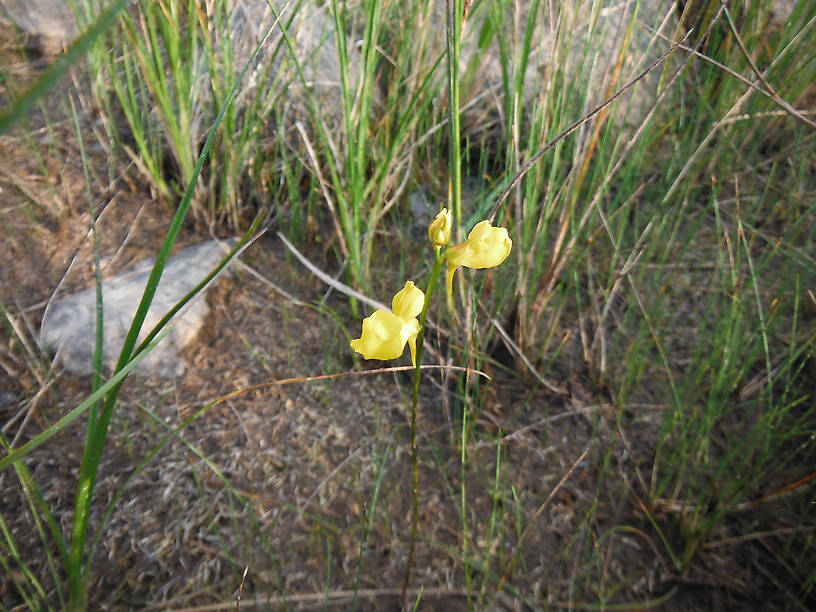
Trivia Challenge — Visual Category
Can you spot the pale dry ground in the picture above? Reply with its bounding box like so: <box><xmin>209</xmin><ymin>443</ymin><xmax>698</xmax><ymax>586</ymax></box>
<box><xmin>0</xmin><ymin>194</ymin><xmax>592</xmax><ymax>609</ymax></box>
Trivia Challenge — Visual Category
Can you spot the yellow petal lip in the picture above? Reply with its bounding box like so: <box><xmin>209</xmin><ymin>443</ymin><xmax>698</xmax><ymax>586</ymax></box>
<box><xmin>445</xmin><ymin>220</ymin><xmax>512</xmax><ymax>294</ymax></box>
<box><xmin>428</xmin><ymin>207</ymin><xmax>452</xmax><ymax>247</ymax></box>
<box><xmin>447</xmin><ymin>220</ymin><xmax>512</xmax><ymax>269</ymax></box>
<box><xmin>350</xmin><ymin>282</ymin><xmax>425</xmax><ymax>365</ymax></box>
<box><xmin>392</xmin><ymin>280</ymin><xmax>425</xmax><ymax>321</ymax></box>
<box><xmin>350</xmin><ymin>310</ymin><xmax>408</xmax><ymax>361</ymax></box>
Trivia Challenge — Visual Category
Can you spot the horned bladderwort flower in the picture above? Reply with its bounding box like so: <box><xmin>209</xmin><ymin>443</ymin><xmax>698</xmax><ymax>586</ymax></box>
<box><xmin>348</xmin><ymin>210</ymin><xmax>511</xmax><ymax>604</ymax></box>
<box><xmin>349</xmin><ymin>281</ymin><xmax>425</xmax><ymax>366</ymax></box>
<box><xmin>445</xmin><ymin>219</ymin><xmax>512</xmax><ymax>296</ymax></box>
<box><xmin>350</xmin><ymin>216</ymin><xmax>513</xmax><ymax>366</ymax></box>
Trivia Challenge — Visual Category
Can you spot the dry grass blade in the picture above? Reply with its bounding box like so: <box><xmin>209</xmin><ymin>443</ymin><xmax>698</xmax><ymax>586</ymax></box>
<box><xmin>277</xmin><ymin>231</ymin><xmax>388</xmax><ymax>312</ymax></box>
<box><xmin>295</xmin><ymin>121</ymin><xmax>350</xmax><ymax>260</ymax></box>
<box><xmin>704</xmin><ymin>527</ymin><xmax>816</xmax><ymax>550</ymax></box>
<box><xmin>476</xmin><ymin>405</ymin><xmax>608</xmax><ymax>449</ymax></box>
<box><xmin>164</xmin><ymin>586</ymin><xmax>472</xmax><ymax>611</ymax></box>
<box><xmin>655</xmin><ymin>471</ymin><xmax>816</xmax><ymax>515</ymax></box>
<box><xmin>197</xmin><ymin>364</ymin><xmax>489</xmax><ymax>409</ymax></box>
<box><xmin>278</xmin><ymin>230</ymin><xmax>444</xmax><ymax>334</ymax></box>
<box><xmin>3</xmin><ymin>309</ymin><xmax>49</xmax><ymax>387</ymax></box>
<box><xmin>491</xmin><ymin>317</ymin><xmax>567</xmax><ymax>395</ymax></box>
<box><xmin>235</xmin><ymin>566</ymin><xmax>248</xmax><ymax>612</ymax></box>
<box><xmin>643</xmin><ymin>16</ymin><xmax>816</xmax><ymax>130</ymax></box>
<box><xmin>0</xmin><ymin>161</ymin><xmax>66</xmax><ymax>214</ymax></box>
<box><xmin>302</xmin><ymin>446</ymin><xmax>362</xmax><ymax>511</ymax></box>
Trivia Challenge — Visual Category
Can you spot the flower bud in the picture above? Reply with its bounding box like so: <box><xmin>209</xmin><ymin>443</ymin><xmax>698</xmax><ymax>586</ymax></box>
<box><xmin>428</xmin><ymin>207</ymin><xmax>452</xmax><ymax>247</ymax></box>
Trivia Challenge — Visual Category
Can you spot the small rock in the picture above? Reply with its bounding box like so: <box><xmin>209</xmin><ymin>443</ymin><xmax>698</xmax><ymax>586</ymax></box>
<box><xmin>409</xmin><ymin>189</ymin><xmax>433</xmax><ymax>235</ymax></box>
<box><xmin>0</xmin><ymin>0</ymin><xmax>82</xmax><ymax>55</ymax></box>
<box><xmin>40</xmin><ymin>240</ymin><xmax>236</xmax><ymax>378</ymax></box>
<box><xmin>455</xmin><ymin>0</ymin><xmax>671</xmax><ymax>132</ymax></box>
<box><xmin>229</xmin><ymin>0</ymin><xmax>367</xmax><ymax>124</ymax></box>
<box><xmin>1</xmin><ymin>0</ymin><xmax>365</xmax><ymax>127</ymax></box>
<box><xmin>0</xmin><ymin>390</ymin><xmax>18</xmax><ymax>408</ymax></box>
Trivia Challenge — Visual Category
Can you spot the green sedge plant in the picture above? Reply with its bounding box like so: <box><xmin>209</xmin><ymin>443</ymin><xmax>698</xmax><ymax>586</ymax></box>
<box><xmin>439</xmin><ymin>0</ymin><xmax>816</xmax><ymax>601</ymax></box>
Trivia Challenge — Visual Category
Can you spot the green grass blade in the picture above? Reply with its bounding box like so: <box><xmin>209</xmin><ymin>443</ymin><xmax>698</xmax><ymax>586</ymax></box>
<box><xmin>0</xmin><ymin>327</ymin><xmax>171</xmax><ymax>474</ymax></box>
<box><xmin>0</xmin><ymin>0</ymin><xmax>133</xmax><ymax>136</ymax></box>
<box><xmin>65</xmin><ymin>7</ymin><xmax>289</xmax><ymax>606</ymax></box>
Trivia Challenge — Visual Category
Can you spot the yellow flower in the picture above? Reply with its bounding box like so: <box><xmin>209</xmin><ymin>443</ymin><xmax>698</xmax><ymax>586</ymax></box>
<box><xmin>350</xmin><ymin>281</ymin><xmax>425</xmax><ymax>366</ymax></box>
<box><xmin>428</xmin><ymin>207</ymin><xmax>452</xmax><ymax>247</ymax></box>
<box><xmin>446</xmin><ymin>220</ymin><xmax>512</xmax><ymax>295</ymax></box>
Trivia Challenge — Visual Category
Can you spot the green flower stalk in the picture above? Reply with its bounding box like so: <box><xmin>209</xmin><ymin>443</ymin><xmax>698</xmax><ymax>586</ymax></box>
<box><xmin>349</xmin><ymin>206</ymin><xmax>511</xmax><ymax>601</ymax></box>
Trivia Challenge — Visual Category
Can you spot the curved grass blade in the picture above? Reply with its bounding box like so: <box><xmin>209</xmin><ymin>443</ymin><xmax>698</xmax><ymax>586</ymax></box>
<box><xmin>67</xmin><ymin>4</ymin><xmax>292</xmax><ymax>605</ymax></box>
<box><xmin>0</xmin><ymin>0</ymin><xmax>133</xmax><ymax>136</ymax></box>
<box><xmin>0</xmin><ymin>433</ymin><xmax>69</xmax><ymax>598</ymax></box>
<box><xmin>131</xmin><ymin>212</ymin><xmax>265</xmax><ymax>361</ymax></box>
<box><xmin>0</xmin><ymin>327</ymin><xmax>171</xmax><ymax>474</ymax></box>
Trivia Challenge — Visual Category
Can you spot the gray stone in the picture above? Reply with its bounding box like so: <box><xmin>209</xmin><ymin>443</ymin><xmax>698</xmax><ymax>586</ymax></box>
<box><xmin>436</xmin><ymin>1</ymin><xmax>797</xmax><ymax>134</ymax></box>
<box><xmin>451</xmin><ymin>0</ymin><xmax>673</xmax><ymax>132</ymax></box>
<box><xmin>40</xmin><ymin>240</ymin><xmax>236</xmax><ymax>378</ymax></box>
<box><xmin>0</xmin><ymin>390</ymin><xmax>18</xmax><ymax>408</ymax></box>
<box><xmin>225</xmin><ymin>0</ymin><xmax>366</xmax><ymax>129</ymax></box>
<box><xmin>1</xmin><ymin>0</ymin><xmax>360</xmax><ymax>126</ymax></box>
<box><xmin>0</xmin><ymin>0</ymin><xmax>74</xmax><ymax>54</ymax></box>
<box><xmin>409</xmin><ymin>189</ymin><xmax>432</xmax><ymax>235</ymax></box>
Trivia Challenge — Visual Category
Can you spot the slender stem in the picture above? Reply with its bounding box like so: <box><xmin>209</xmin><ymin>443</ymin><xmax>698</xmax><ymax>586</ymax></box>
<box><xmin>402</xmin><ymin>251</ymin><xmax>443</xmax><ymax>605</ymax></box>
<box><xmin>446</xmin><ymin>0</ymin><xmax>463</xmax><ymax>236</ymax></box>
<box><xmin>461</xmin><ymin>360</ymin><xmax>471</xmax><ymax>603</ymax></box>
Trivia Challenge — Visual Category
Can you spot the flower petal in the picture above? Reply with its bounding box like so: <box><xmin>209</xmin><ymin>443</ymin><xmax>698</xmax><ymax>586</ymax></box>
<box><xmin>446</xmin><ymin>221</ymin><xmax>511</xmax><ymax>270</ymax></box>
<box><xmin>392</xmin><ymin>280</ymin><xmax>425</xmax><ymax>321</ymax></box>
<box><xmin>350</xmin><ymin>310</ymin><xmax>408</xmax><ymax>361</ymax></box>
